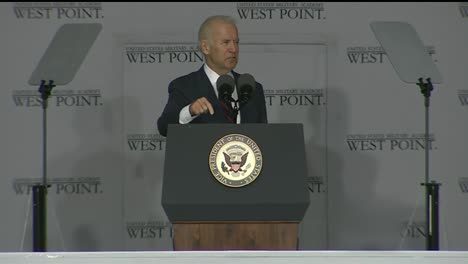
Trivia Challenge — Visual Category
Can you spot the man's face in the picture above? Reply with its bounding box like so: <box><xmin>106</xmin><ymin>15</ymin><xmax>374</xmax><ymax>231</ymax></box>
<box><xmin>201</xmin><ymin>21</ymin><xmax>239</xmax><ymax>75</ymax></box>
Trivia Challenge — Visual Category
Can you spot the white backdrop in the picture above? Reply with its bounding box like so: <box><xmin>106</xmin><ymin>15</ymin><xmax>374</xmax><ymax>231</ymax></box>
<box><xmin>1</xmin><ymin>2</ymin><xmax>467</xmax><ymax>251</ymax></box>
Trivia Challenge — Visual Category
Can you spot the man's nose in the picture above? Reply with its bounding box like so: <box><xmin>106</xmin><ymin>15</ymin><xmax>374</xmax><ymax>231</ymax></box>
<box><xmin>228</xmin><ymin>42</ymin><xmax>238</xmax><ymax>52</ymax></box>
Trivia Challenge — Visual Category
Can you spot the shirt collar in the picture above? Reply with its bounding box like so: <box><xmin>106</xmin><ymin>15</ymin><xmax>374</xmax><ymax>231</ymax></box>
<box><xmin>203</xmin><ymin>64</ymin><xmax>236</xmax><ymax>98</ymax></box>
<box><xmin>203</xmin><ymin>63</ymin><xmax>220</xmax><ymax>90</ymax></box>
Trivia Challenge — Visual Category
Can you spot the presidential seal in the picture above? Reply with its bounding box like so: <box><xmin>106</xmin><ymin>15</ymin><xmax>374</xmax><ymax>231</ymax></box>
<box><xmin>209</xmin><ymin>134</ymin><xmax>263</xmax><ymax>188</ymax></box>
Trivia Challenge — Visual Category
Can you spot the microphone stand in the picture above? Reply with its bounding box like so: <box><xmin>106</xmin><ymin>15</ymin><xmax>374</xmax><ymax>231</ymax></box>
<box><xmin>33</xmin><ymin>79</ymin><xmax>55</xmax><ymax>252</ymax></box>
<box><xmin>228</xmin><ymin>97</ymin><xmax>240</xmax><ymax>121</ymax></box>
<box><xmin>416</xmin><ymin>77</ymin><xmax>441</xmax><ymax>250</ymax></box>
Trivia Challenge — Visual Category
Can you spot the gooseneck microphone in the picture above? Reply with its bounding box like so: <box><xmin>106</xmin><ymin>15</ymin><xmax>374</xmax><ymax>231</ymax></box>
<box><xmin>236</xmin><ymin>73</ymin><xmax>256</xmax><ymax>108</ymax></box>
<box><xmin>216</xmin><ymin>74</ymin><xmax>235</xmax><ymax>103</ymax></box>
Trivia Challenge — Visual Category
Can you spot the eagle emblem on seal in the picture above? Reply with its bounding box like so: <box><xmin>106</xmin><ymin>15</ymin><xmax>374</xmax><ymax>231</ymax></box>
<box><xmin>221</xmin><ymin>145</ymin><xmax>249</xmax><ymax>176</ymax></box>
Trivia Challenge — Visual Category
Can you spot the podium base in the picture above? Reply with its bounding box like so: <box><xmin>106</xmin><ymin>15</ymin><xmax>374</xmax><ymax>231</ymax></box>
<box><xmin>173</xmin><ymin>222</ymin><xmax>299</xmax><ymax>250</ymax></box>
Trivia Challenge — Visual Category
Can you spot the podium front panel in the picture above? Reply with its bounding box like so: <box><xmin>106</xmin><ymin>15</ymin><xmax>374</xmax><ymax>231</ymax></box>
<box><xmin>161</xmin><ymin>123</ymin><xmax>310</xmax><ymax>222</ymax></box>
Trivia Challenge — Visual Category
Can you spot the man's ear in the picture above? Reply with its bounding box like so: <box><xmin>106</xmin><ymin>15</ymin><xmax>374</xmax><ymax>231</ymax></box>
<box><xmin>200</xmin><ymin>40</ymin><xmax>210</xmax><ymax>55</ymax></box>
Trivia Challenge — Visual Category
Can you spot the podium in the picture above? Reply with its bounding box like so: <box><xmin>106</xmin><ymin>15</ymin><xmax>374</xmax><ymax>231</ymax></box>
<box><xmin>161</xmin><ymin>123</ymin><xmax>310</xmax><ymax>250</ymax></box>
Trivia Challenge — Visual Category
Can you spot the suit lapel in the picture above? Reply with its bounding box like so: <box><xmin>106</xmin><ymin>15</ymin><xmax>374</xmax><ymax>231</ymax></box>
<box><xmin>196</xmin><ymin>66</ymin><xmax>228</xmax><ymax>122</ymax></box>
<box><xmin>197</xmin><ymin>66</ymin><xmax>218</xmax><ymax>104</ymax></box>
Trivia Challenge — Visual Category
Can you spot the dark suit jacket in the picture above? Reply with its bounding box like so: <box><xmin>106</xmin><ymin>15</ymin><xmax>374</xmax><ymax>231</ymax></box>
<box><xmin>157</xmin><ymin>66</ymin><xmax>268</xmax><ymax>137</ymax></box>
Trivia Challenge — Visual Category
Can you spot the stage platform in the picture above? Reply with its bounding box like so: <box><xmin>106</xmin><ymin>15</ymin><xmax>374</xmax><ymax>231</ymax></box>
<box><xmin>0</xmin><ymin>251</ymin><xmax>467</xmax><ymax>264</ymax></box>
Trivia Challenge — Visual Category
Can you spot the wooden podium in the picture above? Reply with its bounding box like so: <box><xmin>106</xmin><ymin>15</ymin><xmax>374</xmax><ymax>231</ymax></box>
<box><xmin>161</xmin><ymin>124</ymin><xmax>310</xmax><ymax>250</ymax></box>
<box><xmin>173</xmin><ymin>222</ymin><xmax>298</xmax><ymax>250</ymax></box>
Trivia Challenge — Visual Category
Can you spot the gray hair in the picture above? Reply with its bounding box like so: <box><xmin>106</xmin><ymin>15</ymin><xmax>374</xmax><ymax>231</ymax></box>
<box><xmin>198</xmin><ymin>15</ymin><xmax>237</xmax><ymax>42</ymax></box>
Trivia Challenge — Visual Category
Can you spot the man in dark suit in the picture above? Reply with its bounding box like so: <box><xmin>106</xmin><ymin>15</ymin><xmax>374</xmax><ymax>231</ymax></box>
<box><xmin>157</xmin><ymin>15</ymin><xmax>268</xmax><ymax>137</ymax></box>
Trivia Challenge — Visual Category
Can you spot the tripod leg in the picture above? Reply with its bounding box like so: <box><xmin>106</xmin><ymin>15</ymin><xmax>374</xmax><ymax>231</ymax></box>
<box><xmin>425</xmin><ymin>182</ymin><xmax>440</xmax><ymax>250</ymax></box>
<box><xmin>32</xmin><ymin>185</ymin><xmax>47</xmax><ymax>252</ymax></box>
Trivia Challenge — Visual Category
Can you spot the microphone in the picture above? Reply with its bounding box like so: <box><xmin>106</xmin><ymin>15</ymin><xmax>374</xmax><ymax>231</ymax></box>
<box><xmin>236</xmin><ymin>73</ymin><xmax>255</xmax><ymax>108</ymax></box>
<box><xmin>216</xmin><ymin>74</ymin><xmax>235</xmax><ymax>103</ymax></box>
